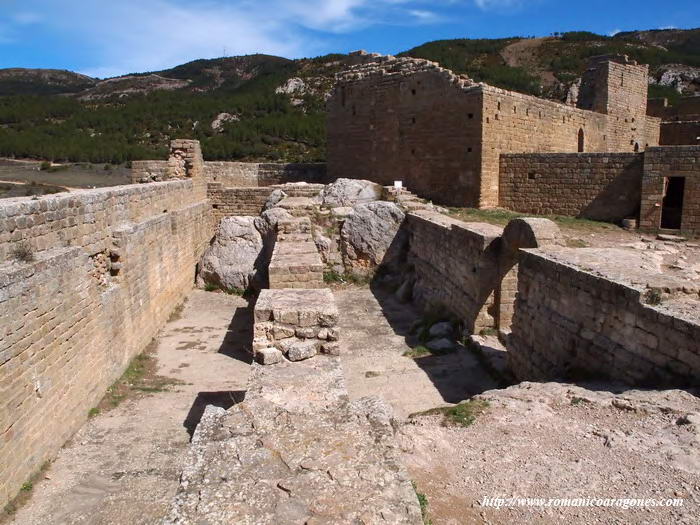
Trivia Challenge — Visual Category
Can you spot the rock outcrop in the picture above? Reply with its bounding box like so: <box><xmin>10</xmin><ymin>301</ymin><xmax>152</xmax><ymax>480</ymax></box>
<box><xmin>341</xmin><ymin>201</ymin><xmax>406</xmax><ymax>271</ymax></box>
<box><xmin>196</xmin><ymin>216</ymin><xmax>265</xmax><ymax>291</ymax></box>
<box><xmin>319</xmin><ymin>178</ymin><xmax>383</xmax><ymax>207</ymax></box>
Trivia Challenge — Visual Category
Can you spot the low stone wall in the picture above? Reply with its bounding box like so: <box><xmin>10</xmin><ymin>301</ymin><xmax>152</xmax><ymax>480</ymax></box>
<box><xmin>207</xmin><ymin>184</ymin><xmax>273</xmax><ymax>220</ymax></box>
<box><xmin>0</xmin><ymin>181</ymin><xmax>214</xmax><ymax>507</ymax></box>
<box><xmin>499</xmin><ymin>153</ymin><xmax>643</xmax><ymax>222</ymax></box>
<box><xmin>508</xmin><ymin>248</ymin><xmax>700</xmax><ymax>386</ymax></box>
<box><xmin>405</xmin><ymin>210</ymin><xmax>503</xmax><ymax>333</ymax></box>
<box><xmin>204</xmin><ymin>162</ymin><xmax>328</xmax><ymax>187</ymax></box>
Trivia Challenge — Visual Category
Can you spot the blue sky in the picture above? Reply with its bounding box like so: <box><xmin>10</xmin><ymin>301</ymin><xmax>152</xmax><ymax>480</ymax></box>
<box><xmin>0</xmin><ymin>0</ymin><xmax>698</xmax><ymax>78</ymax></box>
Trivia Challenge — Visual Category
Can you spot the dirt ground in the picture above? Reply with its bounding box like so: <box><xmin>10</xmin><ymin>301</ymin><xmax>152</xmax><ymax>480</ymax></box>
<box><xmin>0</xmin><ymin>159</ymin><xmax>130</xmax><ymax>193</ymax></box>
<box><xmin>399</xmin><ymin>382</ymin><xmax>700</xmax><ymax>525</ymax></box>
<box><xmin>6</xmin><ymin>291</ymin><xmax>251</xmax><ymax>525</ymax></box>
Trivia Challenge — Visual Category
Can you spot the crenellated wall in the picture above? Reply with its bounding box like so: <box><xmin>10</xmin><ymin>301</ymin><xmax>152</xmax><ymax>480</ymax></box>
<box><xmin>0</xmin><ymin>175</ymin><xmax>214</xmax><ymax>507</ymax></box>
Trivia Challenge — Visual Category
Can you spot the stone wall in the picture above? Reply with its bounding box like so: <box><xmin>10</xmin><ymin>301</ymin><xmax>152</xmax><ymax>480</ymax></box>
<box><xmin>204</xmin><ymin>162</ymin><xmax>328</xmax><ymax>187</ymax></box>
<box><xmin>640</xmin><ymin>146</ymin><xmax>700</xmax><ymax>234</ymax></box>
<box><xmin>508</xmin><ymin>248</ymin><xmax>700</xmax><ymax>387</ymax></box>
<box><xmin>405</xmin><ymin>210</ymin><xmax>502</xmax><ymax>333</ymax></box>
<box><xmin>660</xmin><ymin>121</ymin><xmax>700</xmax><ymax>146</ymax></box>
<box><xmin>0</xmin><ymin>181</ymin><xmax>214</xmax><ymax>507</ymax></box>
<box><xmin>648</xmin><ymin>95</ymin><xmax>700</xmax><ymax>120</ymax></box>
<box><xmin>327</xmin><ymin>57</ymin><xmax>484</xmax><ymax>207</ymax></box>
<box><xmin>131</xmin><ymin>160</ymin><xmax>169</xmax><ymax>182</ymax></box>
<box><xmin>327</xmin><ymin>55</ymin><xmax>660</xmax><ymax>208</ymax></box>
<box><xmin>207</xmin><ymin>184</ymin><xmax>273</xmax><ymax>220</ymax></box>
<box><xmin>499</xmin><ymin>153</ymin><xmax>643</xmax><ymax>222</ymax></box>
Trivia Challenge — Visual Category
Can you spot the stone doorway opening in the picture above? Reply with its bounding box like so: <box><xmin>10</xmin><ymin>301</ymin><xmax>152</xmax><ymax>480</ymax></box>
<box><xmin>661</xmin><ymin>176</ymin><xmax>685</xmax><ymax>230</ymax></box>
<box><xmin>577</xmin><ymin>128</ymin><xmax>585</xmax><ymax>152</ymax></box>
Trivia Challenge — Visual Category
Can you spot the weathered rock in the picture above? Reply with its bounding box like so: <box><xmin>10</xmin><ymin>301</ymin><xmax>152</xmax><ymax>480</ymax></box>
<box><xmin>255</xmin><ymin>347</ymin><xmax>283</xmax><ymax>365</ymax></box>
<box><xmin>319</xmin><ymin>178</ymin><xmax>383</xmax><ymax>207</ymax></box>
<box><xmin>287</xmin><ymin>340</ymin><xmax>319</xmax><ymax>361</ymax></box>
<box><xmin>330</xmin><ymin>206</ymin><xmax>355</xmax><ymax>219</ymax></box>
<box><xmin>166</xmin><ymin>357</ymin><xmax>422</xmax><ymax>524</ymax></box>
<box><xmin>254</xmin><ymin>207</ymin><xmax>294</xmax><ymax>237</ymax></box>
<box><xmin>426</xmin><ymin>338</ymin><xmax>455</xmax><ymax>353</ymax></box>
<box><xmin>263</xmin><ymin>189</ymin><xmax>287</xmax><ymax>211</ymax></box>
<box><xmin>321</xmin><ymin>342</ymin><xmax>341</xmax><ymax>356</ymax></box>
<box><xmin>395</xmin><ymin>279</ymin><xmax>413</xmax><ymax>303</ymax></box>
<box><xmin>429</xmin><ymin>321</ymin><xmax>453</xmax><ymax>338</ymax></box>
<box><xmin>196</xmin><ymin>216</ymin><xmax>264</xmax><ymax>290</ymax></box>
<box><xmin>341</xmin><ymin>201</ymin><xmax>406</xmax><ymax>270</ymax></box>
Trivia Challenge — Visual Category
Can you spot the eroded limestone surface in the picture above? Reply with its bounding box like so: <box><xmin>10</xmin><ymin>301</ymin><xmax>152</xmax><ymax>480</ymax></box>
<box><xmin>165</xmin><ymin>357</ymin><xmax>423</xmax><ymax>525</ymax></box>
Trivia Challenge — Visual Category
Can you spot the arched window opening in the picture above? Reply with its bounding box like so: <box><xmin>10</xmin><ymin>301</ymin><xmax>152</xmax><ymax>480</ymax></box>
<box><xmin>577</xmin><ymin>128</ymin><xmax>585</xmax><ymax>153</ymax></box>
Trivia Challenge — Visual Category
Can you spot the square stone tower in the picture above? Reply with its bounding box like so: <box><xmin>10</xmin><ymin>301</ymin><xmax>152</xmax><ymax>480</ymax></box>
<box><xmin>577</xmin><ymin>55</ymin><xmax>652</xmax><ymax>151</ymax></box>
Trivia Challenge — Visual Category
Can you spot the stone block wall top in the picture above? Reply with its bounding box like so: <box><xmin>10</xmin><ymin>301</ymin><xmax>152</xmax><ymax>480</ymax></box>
<box><xmin>255</xmin><ymin>289</ymin><xmax>338</xmax><ymax>325</ymax></box>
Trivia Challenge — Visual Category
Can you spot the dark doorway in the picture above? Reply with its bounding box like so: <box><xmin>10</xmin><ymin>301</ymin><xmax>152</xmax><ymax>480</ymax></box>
<box><xmin>661</xmin><ymin>177</ymin><xmax>685</xmax><ymax>230</ymax></box>
<box><xmin>577</xmin><ymin>129</ymin><xmax>585</xmax><ymax>152</ymax></box>
<box><xmin>634</xmin><ymin>142</ymin><xmax>640</xmax><ymax>152</ymax></box>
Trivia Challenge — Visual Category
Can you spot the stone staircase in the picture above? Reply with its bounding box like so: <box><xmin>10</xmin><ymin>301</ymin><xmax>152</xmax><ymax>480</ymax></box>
<box><xmin>268</xmin><ymin>217</ymin><xmax>324</xmax><ymax>289</ymax></box>
<box><xmin>383</xmin><ymin>185</ymin><xmax>434</xmax><ymax>211</ymax></box>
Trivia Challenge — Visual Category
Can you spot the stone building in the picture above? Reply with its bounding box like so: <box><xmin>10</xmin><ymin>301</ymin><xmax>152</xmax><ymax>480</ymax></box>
<box><xmin>327</xmin><ymin>53</ymin><xmax>661</xmax><ymax>207</ymax></box>
<box><xmin>648</xmin><ymin>95</ymin><xmax>700</xmax><ymax>146</ymax></box>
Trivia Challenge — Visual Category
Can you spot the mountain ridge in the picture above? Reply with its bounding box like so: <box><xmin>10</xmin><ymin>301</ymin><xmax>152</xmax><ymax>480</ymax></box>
<box><xmin>0</xmin><ymin>28</ymin><xmax>698</xmax><ymax>164</ymax></box>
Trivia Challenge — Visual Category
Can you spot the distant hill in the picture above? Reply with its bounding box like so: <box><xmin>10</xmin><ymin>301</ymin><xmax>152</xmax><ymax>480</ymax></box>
<box><xmin>0</xmin><ymin>28</ymin><xmax>698</xmax><ymax>164</ymax></box>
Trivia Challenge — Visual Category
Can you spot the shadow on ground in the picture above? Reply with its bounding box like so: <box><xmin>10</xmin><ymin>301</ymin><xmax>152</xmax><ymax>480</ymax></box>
<box><xmin>217</xmin><ymin>301</ymin><xmax>254</xmax><ymax>364</ymax></box>
<box><xmin>183</xmin><ymin>390</ymin><xmax>246</xmax><ymax>438</ymax></box>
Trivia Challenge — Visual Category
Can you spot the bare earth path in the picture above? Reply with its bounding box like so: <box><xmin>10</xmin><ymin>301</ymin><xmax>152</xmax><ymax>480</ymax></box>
<box><xmin>9</xmin><ymin>290</ymin><xmax>251</xmax><ymax>525</ymax></box>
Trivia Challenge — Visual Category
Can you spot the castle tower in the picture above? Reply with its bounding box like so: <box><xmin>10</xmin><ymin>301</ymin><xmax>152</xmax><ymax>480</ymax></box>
<box><xmin>577</xmin><ymin>55</ymin><xmax>652</xmax><ymax>151</ymax></box>
<box><xmin>577</xmin><ymin>55</ymin><xmax>649</xmax><ymax>118</ymax></box>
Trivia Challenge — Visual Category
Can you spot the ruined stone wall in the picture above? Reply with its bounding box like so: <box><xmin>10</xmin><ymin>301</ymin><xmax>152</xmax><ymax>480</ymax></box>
<box><xmin>405</xmin><ymin>210</ymin><xmax>502</xmax><ymax>333</ymax></box>
<box><xmin>508</xmin><ymin>248</ymin><xmax>700</xmax><ymax>386</ymax></box>
<box><xmin>328</xmin><ymin>55</ymin><xmax>660</xmax><ymax>208</ymax></box>
<box><xmin>648</xmin><ymin>96</ymin><xmax>700</xmax><ymax>120</ymax></box>
<box><xmin>499</xmin><ymin>153</ymin><xmax>643</xmax><ymax>222</ymax></box>
<box><xmin>207</xmin><ymin>184</ymin><xmax>273</xmax><ymax>221</ymax></box>
<box><xmin>640</xmin><ymin>146</ymin><xmax>700</xmax><ymax>233</ymax></box>
<box><xmin>131</xmin><ymin>160</ymin><xmax>169</xmax><ymax>183</ymax></box>
<box><xmin>204</xmin><ymin>162</ymin><xmax>328</xmax><ymax>187</ymax></box>
<box><xmin>480</xmin><ymin>87</ymin><xmax>609</xmax><ymax>206</ymax></box>
<box><xmin>0</xmin><ymin>181</ymin><xmax>214</xmax><ymax>507</ymax></box>
<box><xmin>660</xmin><ymin>121</ymin><xmax>700</xmax><ymax>146</ymax></box>
<box><xmin>327</xmin><ymin>57</ymin><xmax>484</xmax><ymax>207</ymax></box>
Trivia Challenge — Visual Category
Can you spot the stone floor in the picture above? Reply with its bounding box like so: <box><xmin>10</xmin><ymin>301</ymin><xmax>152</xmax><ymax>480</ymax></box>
<box><xmin>8</xmin><ymin>291</ymin><xmax>252</xmax><ymax>525</ymax></box>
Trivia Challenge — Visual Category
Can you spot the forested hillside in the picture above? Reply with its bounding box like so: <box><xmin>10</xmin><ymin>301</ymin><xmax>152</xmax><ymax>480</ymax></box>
<box><xmin>0</xmin><ymin>28</ymin><xmax>698</xmax><ymax>164</ymax></box>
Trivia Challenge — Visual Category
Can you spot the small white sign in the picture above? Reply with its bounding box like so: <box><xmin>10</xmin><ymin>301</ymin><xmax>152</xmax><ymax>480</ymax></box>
<box><xmin>394</xmin><ymin>180</ymin><xmax>403</xmax><ymax>189</ymax></box>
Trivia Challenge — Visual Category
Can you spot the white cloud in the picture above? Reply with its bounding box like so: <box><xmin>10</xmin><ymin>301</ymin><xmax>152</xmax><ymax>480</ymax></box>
<box><xmin>608</xmin><ymin>28</ymin><xmax>622</xmax><ymax>36</ymax></box>
<box><xmin>474</xmin><ymin>0</ymin><xmax>527</xmax><ymax>10</ymax></box>
<box><xmin>658</xmin><ymin>25</ymin><xmax>677</xmax><ymax>30</ymax></box>
<box><xmin>12</xmin><ymin>12</ymin><xmax>42</xmax><ymax>25</ymax></box>
<box><xmin>3</xmin><ymin>0</ymin><xmax>448</xmax><ymax>76</ymax></box>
